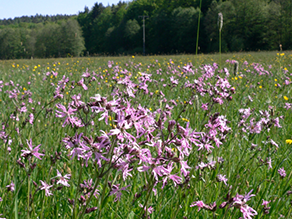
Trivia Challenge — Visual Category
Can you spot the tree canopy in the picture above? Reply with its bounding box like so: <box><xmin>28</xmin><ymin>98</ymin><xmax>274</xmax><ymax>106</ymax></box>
<box><xmin>0</xmin><ymin>0</ymin><xmax>291</xmax><ymax>59</ymax></box>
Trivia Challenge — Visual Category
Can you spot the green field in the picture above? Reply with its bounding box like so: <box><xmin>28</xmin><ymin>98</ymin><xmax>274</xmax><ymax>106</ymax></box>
<box><xmin>0</xmin><ymin>51</ymin><xmax>292</xmax><ymax>219</ymax></box>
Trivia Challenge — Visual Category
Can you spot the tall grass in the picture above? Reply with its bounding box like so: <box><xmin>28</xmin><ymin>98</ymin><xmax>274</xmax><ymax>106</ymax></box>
<box><xmin>0</xmin><ymin>52</ymin><xmax>291</xmax><ymax>218</ymax></box>
<box><xmin>218</xmin><ymin>12</ymin><xmax>223</xmax><ymax>68</ymax></box>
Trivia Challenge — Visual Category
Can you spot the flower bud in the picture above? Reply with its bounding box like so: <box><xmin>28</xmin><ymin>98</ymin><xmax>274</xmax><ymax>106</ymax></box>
<box><xmin>219</xmin><ymin>201</ymin><xmax>228</xmax><ymax>209</ymax></box>
<box><xmin>17</xmin><ymin>159</ymin><xmax>25</xmax><ymax>168</ymax></box>
<box><xmin>167</xmin><ymin>120</ymin><xmax>176</xmax><ymax>132</ymax></box>
<box><xmin>68</xmin><ymin>198</ymin><xmax>74</xmax><ymax>205</ymax></box>
<box><xmin>86</xmin><ymin>207</ymin><xmax>98</xmax><ymax>214</ymax></box>
<box><xmin>83</xmin><ymin>105</ymin><xmax>89</xmax><ymax>114</ymax></box>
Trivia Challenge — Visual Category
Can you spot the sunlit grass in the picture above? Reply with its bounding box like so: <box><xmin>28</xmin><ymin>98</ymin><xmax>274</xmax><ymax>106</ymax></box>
<box><xmin>0</xmin><ymin>51</ymin><xmax>291</xmax><ymax>218</ymax></box>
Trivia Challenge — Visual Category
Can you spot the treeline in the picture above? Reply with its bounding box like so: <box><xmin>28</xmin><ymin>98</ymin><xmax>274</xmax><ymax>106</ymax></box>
<box><xmin>0</xmin><ymin>19</ymin><xmax>85</xmax><ymax>59</ymax></box>
<box><xmin>78</xmin><ymin>0</ymin><xmax>292</xmax><ymax>55</ymax></box>
<box><xmin>0</xmin><ymin>14</ymin><xmax>74</xmax><ymax>26</ymax></box>
<box><xmin>0</xmin><ymin>0</ymin><xmax>291</xmax><ymax>59</ymax></box>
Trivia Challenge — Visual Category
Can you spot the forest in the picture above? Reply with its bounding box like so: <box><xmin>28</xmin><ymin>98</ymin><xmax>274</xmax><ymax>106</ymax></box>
<box><xmin>0</xmin><ymin>0</ymin><xmax>291</xmax><ymax>59</ymax></box>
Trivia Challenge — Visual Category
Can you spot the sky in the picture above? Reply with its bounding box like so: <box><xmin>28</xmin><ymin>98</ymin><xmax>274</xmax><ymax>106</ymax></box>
<box><xmin>0</xmin><ymin>0</ymin><xmax>128</xmax><ymax>20</ymax></box>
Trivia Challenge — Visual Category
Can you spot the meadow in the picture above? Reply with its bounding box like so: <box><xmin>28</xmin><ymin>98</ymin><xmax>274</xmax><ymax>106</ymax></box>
<box><xmin>0</xmin><ymin>51</ymin><xmax>292</xmax><ymax>219</ymax></box>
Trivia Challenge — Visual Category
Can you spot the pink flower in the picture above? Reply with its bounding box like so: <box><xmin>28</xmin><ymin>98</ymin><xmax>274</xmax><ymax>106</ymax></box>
<box><xmin>77</xmin><ymin>78</ymin><xmax>88</xmax><ymax>90</ymax></box>
<box><xmin>54</xmin><ymin>170</ymin><xmax>71</xmax><ymax>187</ymax></box>
<box><xmin>6</xmin><ymin>181</ymin><xmax>15</xmax><ymax>192</ymax></box>
<box><xmin>21</xmin><ymin>139</ymin><xmax>44</xmax><ymax>160</ymax></box>
<box><xmin>40</xmin><ymin>180</ymin><xmax>53</xmax><ymax>196</ymax></box>
<box><xmin>233</xmin><ymin>190</ymin><xmax>257</xmax><ymax>219</ymax></box>
<box><xmin>180</xmin><ymin>160</ymin><xmax>191</xmax><ymax>177</ymax></box>
<box><xmin>109</xmin><ymin>184</ymin><xmax>130</xmax><ymax>202</ymax></box>
<box><xmin>266</xmin><ymin>157</ymin><xmax>272</xmax><ymax>169</ymax></box>
<box><xmin>29</xmin><ymin>113</ymin><xmax>34</xmax><ymax>125</ymax></box>
<box><xmin>262</xmin><ymin>199</ymin><xmax>271</xmax><ymax>208</ymax></box>
<box><xmin>55</xmin><ymin>104</ymin><xmax>77</xmax><ymax>127</ymax></box>
<box><xmin>190</xmin><ymin>200</ymin><xmax>206</xmax><ymax>211</ymax></box>
<box><xmin>240</xmin><ymin>204</ymin><xmax>258</xmax><ymax>219</ymax></box>
<box><xmin>201</xmin><ymin>103</ymin><xmax>208</xmax><ymax>110</ymax></box>
<box><xmin>139</xmin><ymin>204</ymin><xmax>154</xmax><ymax>214</ymax></box>
<box><xmin>278</xmin><ymin>167</ymin><xmax>286</xmax><ymax>178</ymax></box>
<box><xmin>217</xmin><ymin>174</ymin><xmax>228</xmax><ymax>185</ymax></box>
<box><xmin>270</xmin><ymin>139</ymin><xmax>279</xmax><ymax>148</ymax></box>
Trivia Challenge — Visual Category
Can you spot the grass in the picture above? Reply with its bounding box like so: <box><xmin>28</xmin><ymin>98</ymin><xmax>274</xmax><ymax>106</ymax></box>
<box><xmin>0</xmin><ymin>51</ymin><xmax>291</xmax><ymax>218</ymax></box>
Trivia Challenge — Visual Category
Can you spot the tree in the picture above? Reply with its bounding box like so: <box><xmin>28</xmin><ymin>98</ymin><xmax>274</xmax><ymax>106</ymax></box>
<box><xmin>59</xmin><ymin>19</ymin><xmax>85</xmax><ymax>57</ymax></box>
<box><xmin>0</xmin><ymin>28</ymin><xmax>22</xmax><ymax>59</ymax></box>
<box><xmin>170</xmin><ymin>6</ymin><xmax>201</xmax><ymax>53</ymax></box>
<box><xmin>124</xmin><ymin>19</ymin><xmax>141</xmax><ymax>51</ymax></box>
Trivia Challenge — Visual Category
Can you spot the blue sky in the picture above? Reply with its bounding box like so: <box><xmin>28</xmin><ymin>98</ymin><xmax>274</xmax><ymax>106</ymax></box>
<box><xmin>0</xmin><ymin>0</ymin><xmax>129</xmax><ymax>19</ymax></box>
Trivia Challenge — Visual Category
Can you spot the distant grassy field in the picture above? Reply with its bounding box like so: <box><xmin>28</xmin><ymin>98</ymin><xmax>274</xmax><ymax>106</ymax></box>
<box><xmin>0</xmin><ymin>51</ymin><xmax>292</xmax><ymax>219</ymax></box>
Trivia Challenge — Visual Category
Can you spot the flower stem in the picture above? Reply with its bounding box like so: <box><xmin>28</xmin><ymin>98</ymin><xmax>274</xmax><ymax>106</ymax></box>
<box><xmin>27</xmin><ymin>175</ymin><xmax>30</xmax><ymax>219</ymax></box>
<box><xmin>73</xmin><ymin>160</ymin><xmax>84</xmax><ymax>219</ymax></box>
<box><xmin>79</xmin><ymin>137</ymin><xmax>117</xmax><ymax>218</ymax></box>
<box><xmin>139</xmin><ymin>176</ymin><xmax>155</xmax><ymax>218</ymax></box>
<box><xmin>195</xmin><ymin>0</ymin><xmax>202</xmax><ymax>58</ymax></box>
<box><xmin>219</xmin><ymin>29</ymin><xmax>222</xmax><ymax>69</ymax></box>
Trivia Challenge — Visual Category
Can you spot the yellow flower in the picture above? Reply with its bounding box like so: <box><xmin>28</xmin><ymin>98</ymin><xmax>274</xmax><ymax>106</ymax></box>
<box><xmin>275</xmin><ymin>84</ymin><xmax>277</xmax><ymax>87</ymax></box>
<box><xmin>235</xmin><ymin>77</ymin><xmax>238</xmax><ymax>80</ymax></box>
<box><xmin>286</xmin><ymin>139</ymin><xmax>292</xmax><ymax>144</ymax></box>
<box><xmin>132</xmin><ymin>56</ymin><xmax>135</xmax><ymax>58</ymax></box>
<box><xmin>280</xmin><ymin>53</ymin><xmax>285</xmax><ymax>56</ymax></box>
<box><xmin>182</xmin><ymin>118</ymin><xmax>189</xmax><ymax>122</ymax></box>
<box><xmin>259</xmin><ymin>86</ymin><xmax>262</xmax><ymax>89</ymax></box>
<box><xmin>274</xmin><ymin>79</ymin><xmax>277</xmax><ymax>82</ymax></box>
<box><xmin>171</xmin><ymin>148</ymin><xmax>177</xmax><ymax>152</ymax></box>
<box><xmin>284</xmin><ymin>96</ymin><xmax>289</xmax><ymax>101</ymax></box>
